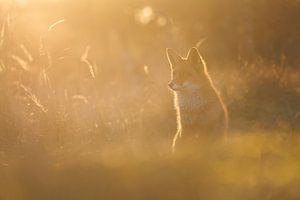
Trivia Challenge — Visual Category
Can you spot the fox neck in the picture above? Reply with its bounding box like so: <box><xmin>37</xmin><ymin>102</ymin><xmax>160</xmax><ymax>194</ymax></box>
<box><xmin>174</xmin><ymin>87</ymin><xmax>220</xmax><ymax>129</ymax></box>
<box><xmin>176</xmin><ymin>90</ymin><xmax>207</xmax><ymax>111</ymax></box>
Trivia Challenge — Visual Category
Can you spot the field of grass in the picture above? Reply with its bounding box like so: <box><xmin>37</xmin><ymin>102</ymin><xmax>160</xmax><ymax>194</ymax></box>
<box><xmin>1</xmin><ymin>133</ymin><xmax>300</xmax><ymax>199</ymax></box>
<box><xmin>0</xmin><ymin>0</ymin><xmax>300</xmax><ymax>199</ymax></box>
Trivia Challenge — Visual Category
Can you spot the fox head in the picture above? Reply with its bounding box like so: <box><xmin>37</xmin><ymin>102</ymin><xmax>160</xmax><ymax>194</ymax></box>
<box><xmin>166</xmin><ymin>47</ymin><xmax>207</xmax><ymax>92</ymax></box>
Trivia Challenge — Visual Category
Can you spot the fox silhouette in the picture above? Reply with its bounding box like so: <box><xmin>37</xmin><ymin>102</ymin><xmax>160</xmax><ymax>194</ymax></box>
<box><xmin>166</xmin><ymin>47</ymin><xmax>228</xmax><ymax>153</ymax></box>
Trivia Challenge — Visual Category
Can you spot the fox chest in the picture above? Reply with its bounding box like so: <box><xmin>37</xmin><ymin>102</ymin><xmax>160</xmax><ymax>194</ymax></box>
<box><xmin>175</xmin><ymin>94</ymin><xmax>222</xmax><ymax>131</ymax></box>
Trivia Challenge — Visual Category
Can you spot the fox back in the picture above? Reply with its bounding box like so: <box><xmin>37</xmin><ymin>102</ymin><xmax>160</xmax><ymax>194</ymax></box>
<box><xmin>166</xmin><ymin>47</ymin><xmax>228</xmax><ymax>153</ymax></box>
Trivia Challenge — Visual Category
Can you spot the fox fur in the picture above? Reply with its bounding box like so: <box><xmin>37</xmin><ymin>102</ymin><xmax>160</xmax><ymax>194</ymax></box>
<box><xmin>166</xmin><ymin>47</ymin><xmax>228</xmax><ymax>153</ymax></box>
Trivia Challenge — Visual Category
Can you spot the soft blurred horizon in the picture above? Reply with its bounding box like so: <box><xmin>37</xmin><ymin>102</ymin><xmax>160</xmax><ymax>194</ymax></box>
<box><xmin>0</xmin><ymin>0</ymin><xmax>300</xmax><ymax>199</ymax></box>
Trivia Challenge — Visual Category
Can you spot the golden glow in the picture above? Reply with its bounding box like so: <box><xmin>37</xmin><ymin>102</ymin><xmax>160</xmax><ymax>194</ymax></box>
<box><xmin>0</xmin><ymin>0</ymin><xmax>299</xmax><ymax>199</ymax></box>
<box><xmin>134</xmin><ymin>6</ymin><xmax>154</xmax><ymax>25</ymax></box>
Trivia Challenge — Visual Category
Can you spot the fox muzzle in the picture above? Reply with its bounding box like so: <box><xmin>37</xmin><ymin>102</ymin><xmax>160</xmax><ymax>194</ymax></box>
<box><xmin>168</xmin><ymin>82</ymin><xmax>182</xmax><ymax>91</ymax></box>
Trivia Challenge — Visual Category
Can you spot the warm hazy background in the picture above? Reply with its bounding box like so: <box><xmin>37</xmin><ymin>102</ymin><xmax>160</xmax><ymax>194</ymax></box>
<box><xmin>0</xmin><ymin>0</ymin><xmax>300</xmax><ymax>199</ymax></box>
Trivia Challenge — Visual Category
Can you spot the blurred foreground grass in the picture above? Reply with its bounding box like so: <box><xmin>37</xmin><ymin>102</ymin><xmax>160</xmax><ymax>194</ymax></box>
<box><xmin>1</xmin><ymin>133</ymin><xmax>300</xmax><ymax>200</ymax></box>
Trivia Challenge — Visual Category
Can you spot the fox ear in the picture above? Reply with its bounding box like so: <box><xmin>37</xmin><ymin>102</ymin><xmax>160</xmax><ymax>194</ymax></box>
<box><xmin>187</xmin><ymin>47</ymin><xmax>202</xmax><ymax>65</ymax></box>
<box><xmin>166</xmin><ymin>48</ymin><xmax>181</xmax><ymax>66</ymax></box>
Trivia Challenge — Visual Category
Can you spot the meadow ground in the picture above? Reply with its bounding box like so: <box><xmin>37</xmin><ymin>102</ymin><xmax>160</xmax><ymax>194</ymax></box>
<box><xmin>1</xmin><ymin>133</ymin><xmax>300</xmax><ymax>199</ymax></box>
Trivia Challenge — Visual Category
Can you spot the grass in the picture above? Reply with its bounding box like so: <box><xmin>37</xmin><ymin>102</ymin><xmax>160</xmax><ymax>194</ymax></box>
<box><xmin>1</xmin><ymin>133</ymin><xmax>300</xmax><ymax>200</ymax></box>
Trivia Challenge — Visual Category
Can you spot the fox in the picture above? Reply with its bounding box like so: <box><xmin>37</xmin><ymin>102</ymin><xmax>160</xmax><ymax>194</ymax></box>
<box><xmin>166</xmin><ymin>47</ymin><xmax>228</xmax><ymax>153</ymax></box>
